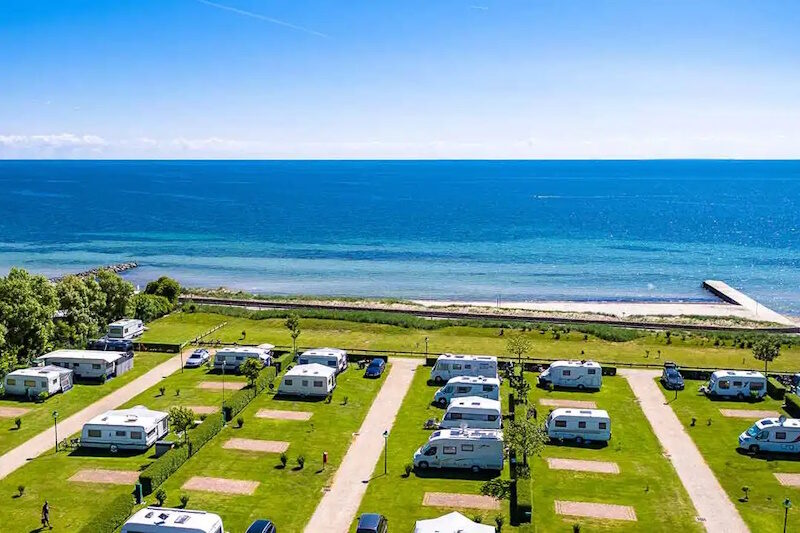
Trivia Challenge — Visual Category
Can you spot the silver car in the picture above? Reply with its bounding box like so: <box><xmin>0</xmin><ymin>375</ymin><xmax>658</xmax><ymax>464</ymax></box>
<box><xmin>185</xmin><ymin>349</ymin><xmax>210</xmax><ymax>368</ymax></box>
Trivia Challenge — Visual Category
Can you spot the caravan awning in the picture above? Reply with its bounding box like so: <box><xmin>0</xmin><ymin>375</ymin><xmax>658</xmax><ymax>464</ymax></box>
<box><xmin>413</xmin><ymin>511</ymin><xmax>495</xmax><ymax>533</ymax></box>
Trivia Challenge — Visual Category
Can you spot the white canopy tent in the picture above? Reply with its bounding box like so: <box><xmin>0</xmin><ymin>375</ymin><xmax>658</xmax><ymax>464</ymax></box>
<box><xmin>413</xmin><ymin>512</ymin><xmax>495</xmax><ymax>533</ymax></box>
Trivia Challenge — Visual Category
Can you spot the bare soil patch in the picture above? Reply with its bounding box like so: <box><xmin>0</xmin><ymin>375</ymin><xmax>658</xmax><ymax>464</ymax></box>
<box><xmin>256</xmin><ymin>408</ymin><xmax>313</xmax><ymax>421</ymax></box>
<box><xmin>555</xmin><ymin>500</ymin><xmax>637</xmax><ymax>521</ymax></box>
<box><xmin>223</xmin><ymin>438</ymin><xmax>289</xmax><ymax>453</ymax></box>
<box><xmin>547</xmin><ymin>458</ymin><xmax>620</xmax><ymax>474</ymax></box>
<box><xmin>68</xmin><ymin>469</ymin><xmax>140</xmax><ymax>485</ymax></box>
<box><xmin>182</xmin><ymin>476</ymin><xmax>259</xmax><ymax>495</ymax></box>
<box><xmin>423</xmin><ymin>492</ymin><xmax>500</xmax><ymax>510</ymax></box>
<box><xmin>0</xmin><ymin>407</ymin><xmax>32</xmax><ymax>418</ymax></box>
<box><xmin>775</xmin><ymin>473</ymin><xmax>800</xmax><ymax>487</ymax></box>
<box><xmin>199</xmin><ymin>381</ymin><xmax>245</xmax><ymax>390</ymax></box>
<box><xmin>540</xmin><ymin>398</ymin><xmax>597</xmax><ymax>409</ymax></box>
<box><xmin>187</xmin><ymin>405</ymin><xmax>218</xmax><ymax>414</ymax></box>
<box><xmin>719</xmin><ymin>409</ymin><xmax>779</xmax><ymax>419</ymax></box>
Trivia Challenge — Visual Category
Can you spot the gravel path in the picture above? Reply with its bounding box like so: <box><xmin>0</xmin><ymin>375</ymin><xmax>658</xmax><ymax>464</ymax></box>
<box><xmin>303</xmin><ymin>358</ymin><xmax>422</xmax><ymax>533</ymax></box>
<box><xmin>619</xmin><ymin>369</ymin><xmax>749</xmax><ymax>533</ymax></box>
<box><xmin>0</xmin><ymin>351</ymin><xmax>184</xmax><ymax>480</ymax></box>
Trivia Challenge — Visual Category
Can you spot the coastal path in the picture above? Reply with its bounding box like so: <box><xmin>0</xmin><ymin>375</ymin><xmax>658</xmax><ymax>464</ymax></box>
<box><xmin>0</xmin><ymin>350</ymin><xmax>186</xmax><ymax>480</ymax></box>
<box><xmin>620</xmin><ymin>369</ymin><xmax>749</xmax><ymax>533</ymax></box>
<box><xmin>304</xmin><ymin>357</ymin><xmax>422</xmax><ymax>533</ymax></box>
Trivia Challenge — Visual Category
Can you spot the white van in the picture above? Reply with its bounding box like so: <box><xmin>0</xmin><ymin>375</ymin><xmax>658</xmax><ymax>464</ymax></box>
<box><xmin>433</xmin><ymin>376</ymin><xmax>500</xmax><ymax>407</ymax></box>
<box><xmin>545</xmin><ymin>408</ymin><xmax>611</xmax><ymax>444</ymax></box>
<box><xmin>537</xmin><ymin>360</ymin><xmax>602</xmax><ymax>390</ymax></box>
<box><xmin>107</xmin><ymin>319</ymin><xmax>145</xmax><ymax>340</ymax></box>
<box><xmin>278</xmin><ymin>363</ymin><xmax>337</xmax><ymax>397</ymax></box>
<box><xmin>413</xmin><ymin>428</ymin><xmax>504</xmax><ymax>472</ymax></box>
<box><xmin>213</xmin><ymin>344</ymin><xmax>273</xmax><ymax>372</ymax></box>
<box><xmin>121</xmin><ymin>507</ymin><xmax>223</xmax><ymax>533</ymax></box>
<box><xmin>81</xmin><ymin>406</ymin><xmax>169</xmax><ymax>451</ymax></box>
<box><xmin>298</xmin><ymin>347</ymin><xmax>348</xmax><ymax>374</ymax></box>
<box><xmin>429</xmin><ymin>354</ymin><xmax>498</xmax><ymax>384</ymax></box>
<box><xmin>738</xmin><ymin>416</ymin><xmax>800</xmax><ymax>454</ymax></box>
<box><xmin>701</xmin><ymin>370</ymin><xmax>767</xmax><ymax>400</ymax></box>
<box><xmin>441</xmin><ymin>396</ymin><xmax>502</xmax><ymax>430</ymax></box>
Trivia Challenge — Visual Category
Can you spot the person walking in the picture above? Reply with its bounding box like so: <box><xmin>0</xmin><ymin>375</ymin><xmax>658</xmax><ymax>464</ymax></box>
<box><xmin>41</xmin><ymin>500</ymin><xmax>52</xmax><ymax>529</ymax></box>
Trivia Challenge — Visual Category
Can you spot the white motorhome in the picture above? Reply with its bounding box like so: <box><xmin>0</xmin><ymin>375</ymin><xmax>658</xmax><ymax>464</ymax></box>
<box><xmin>3</xmin><ymin>365</ymin><xmax>73</xmax><ymax>397</ymax></box>
<box><xmin>440</xmin><ymin>396</ymin><xmax>502</xmax><ymax>430</ymax></box>
<box><xmin>298</xmin><ymin>347</ymin><xmax>348</xmax><ymax>373</ymax></box>
<box><xmin>278</xmin><ymin>363</ymin><xmax>336</xmax><ymax>397</ymax></box>
<box><xmin>429</xmin><ymin>354</ymin><xmax>498</xmax><ymax>384</ymax></box>
<box><xmin>545</xmin><ymin>408</ymin><xmax>611</xmax><ymax>444</ymax></box>
<box><xmin>107</xmin><ymin>318</ymin><xmax>145</xmax><ymax>340</ymax></box>
<box><xmin>81</xmin><ymin>406</ymin><xmax>169</xmax><ymax>451</ymax></box>
<box><xmin>738</xmin><ymin>416</ymin><xmax>800</xmax><ymax>454</ymax></box>
<box><xmin>702</xmin><ymin>370</ymin><xmax>767</xmax><ymax>400</ymax></box>
<box><xmin>36</xmin><ymin>349</ymin><xmax>134</xmax><ymax>379</ymax></box>
<box><xmin>213</xmin><ymin>344</ymin><xmax>273</xmax><ymax>372</ymax></box>
<box><xmin>121</xmin><ymin>507</ymin><xmax>223</xmax><ymax>533</ymax></box>
<box><xmin>413</xmin><ymin>427</ymin><xmax>504</xmax><ymax>472</ymax></box>
<box><xmin>537</xmin><ymin>360</ymin><xmax>602</xmax><ymax>390</ymax></box>
<box><xmin>433</xmin><ymin>376</ymin><xmax>500</xmax><ymax>407</ymax></box>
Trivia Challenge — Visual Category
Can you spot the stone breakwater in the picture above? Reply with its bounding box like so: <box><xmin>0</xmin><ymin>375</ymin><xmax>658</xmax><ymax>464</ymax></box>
<box><xmin>49</xmin><ymin>261</ymin><xmax>138</xmax><ymax>282</ymax></box>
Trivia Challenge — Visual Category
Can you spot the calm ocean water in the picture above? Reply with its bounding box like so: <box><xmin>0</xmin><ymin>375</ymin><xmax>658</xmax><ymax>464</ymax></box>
<box><xmin>1</xmin><ymin>160</ymin><xmax>799</xmax><ymax>313</ymax></box>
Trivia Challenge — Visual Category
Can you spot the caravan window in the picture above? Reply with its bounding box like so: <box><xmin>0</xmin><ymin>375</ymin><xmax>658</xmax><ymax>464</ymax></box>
<box><xmin>555</xmin><ymin>420</ymin><xmax>567</xmax><ymax>428</ymax></box>
<box><xmin>733</xmin><ymin>381</ymin><xmax>743</xmax><ymax>387</ymax></box>
<box><xmin>73</xmin><ymin>363</ymin><xmax>80</xmax><ymax>368</ymax></box>
<box><xmin>92</xmin><ymin>364</ymin><xmax>101</xmax><ymax>369</ymax></box>
<box><xmin>578</xmin><ymin>421</ymin><xmax>586</xmax><ymax>429</ymax></box>
<box><xmin>452</xmin><ymin>364</ymin><xmax>462</xmax><ymax>370</ymax></box>
<box><xmin>40</xmin><ymin>380</ymin><xmax>47</xmax><ymax>388</ymax></box>
<box><xmin>751</xmin><ymin>382</ymin><xmax>765</xmax><ymax>391</ymax></box>
<box><xmin>115</xmin><ymin>430</ymin><xmax>126</xmax><ymax>437</ymax></box>
<box><xmin>776</xmin><ymin>432</ymin><xmax>787</xmax><ymax>440</ymax></box>
<box><xmin>24</xmin><ymin>380</ymin><xmax>36</xmax><ymax>387</ymax></box>
<box><xmin>88</xmin><ymin>429</ymin><xmax>101</xmax><ymax>438</ymax></box>
<box><xmin>438</xmin><ymin>363</ymin><xmax>449</xmax><ymax>370</ymax></box>
<box><xmin>479</xmin><ymin>363</ymin><xmax>489</xmax><ymax>369</ymax></box>
<box><xmin>314</xmin><ymin>380</ymin><xmax>323</xmax><ymax>387</ymax></box>
<box><xmin>599</xmin><ymin>422</ymin><xmax>607</xmax><ymax>430</ymax></box>
<box><xmin>588</xmin><ymin>369</ymin><xmax>597</xmax><ymax>375</ymax></box>
<box><xmin>487</xmin><ymin>415</ymin><xmax>499</xmax><ymax>421</ymax></box>
<box><xmin>285</xmin><ymin>379</ymin><xmax>293</xmax><ymax>386</ymax></box>
<box><xmin>424</xmin><ymin>446</ymin><xmax>437</xmax><ymax>456</ymax></box>
<box><xmin>465</xmin><ymin>364</ymin><xmax>472</xmax><ymax>369</ymax></box>
<box><xmin>461</xmin><ymin>444</ymin><xmax>474</xmax><ymax>452</ymax></box>
<box><xmin>302</xmin><ymin>380</ymin><xmax>309</xmax><ymax>387</ymax></box>
<box><xmin>449</xmin><ymin>413</ymin><xmax>462</xmax><ymax>420</ymax></box>
<box><xmin>718</xmin><ymin>380</ymin><xmax>730</xmax><ymax>389</ymax></box>
<box><xmin>6</xmin><ymin>378</ymin><xmax>15</xmax><ymax>385</ymax></box>
<box><xmin>443</xmin><ymin>446</ymin><xmax>457</xmax><ymax>455</ymax></box>
<box><xmin>562</xmin><ymin>370</ymin><xmax>571</xmax><ymax>376</ymax></box>
<box><xmin>148</xmin><ymin>428</ymin><xmax>156</xmax><ymax>437</ymax></box>
<box><xmin>456</xmin><ymin>386</ymin><xmax>471</xmax><ymax>394</ymax></box>
<box><xmin>482</xmin><ymin>385</ymin><xmax>494</xmax><ymax>392</ymax></box>
<box><xmin>131</xmin><ymin>431</ymin><xmax>143</xmax><ymax>439</ymax></box>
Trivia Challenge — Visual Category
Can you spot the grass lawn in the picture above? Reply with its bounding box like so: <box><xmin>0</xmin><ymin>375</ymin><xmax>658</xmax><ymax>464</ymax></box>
<box><xmin>667</xmin><ymin>379</ymin><xmax>800</xmax><ymax>531</ymax></box>
<box><xmin>528</xmin><ymin>375</ymin><xmax>701</xmax><ymax>532</ymax></box>
<box><xmin>145</xmin><ymin>311</ymin><xmax>800</xmax><ymax>370</ymax></box>
<box><xmin>153</xmin><ymin>364</ymin><xmax>386</xmax><ymax>532</ymax></box>
<box><xmin>0</xmin><ymin>351</ymin><xmax>174</xmax><ymax>456</ymax></box>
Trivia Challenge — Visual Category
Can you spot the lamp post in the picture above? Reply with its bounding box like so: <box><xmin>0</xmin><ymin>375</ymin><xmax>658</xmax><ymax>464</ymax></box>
<box><xmin>383</xmin><ymin>430</ymin><xmax>389</xmax><ymax>475</ymax></box>
<box><xmin>424</xmin><ymin>337</ymin><xmax>428</xmax><ymax>356</ymax></box>
<box><xmin>784</xmin><ymin>498</ymin><xmax>792</xmax><ymax>533</ymax></box>
<box><xmin>52</xmin><ymin>411</ymin><xmax>59</xmax><ymax>453</ymax></box>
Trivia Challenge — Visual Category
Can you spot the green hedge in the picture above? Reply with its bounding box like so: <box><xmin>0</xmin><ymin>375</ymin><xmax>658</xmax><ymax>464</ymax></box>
<box><xmin>222</xmin><ymin>366</ymin><xmax>277</xmax><ymax>421</ymax></box>
<box><xmin>768</xmin><ymin>377</ymin><xmax>787</xmax><ymax>400</ymax></box>
<box><xmin>78</xmin><ymin>492</ymin><xmax>135</xmax><ymax>533</ymax></box>
<box><xmin>785</xmin><ymin>393</ymin><xmax>800</xmax><ymax>417</ymax></box>
<box><xmin>512</xmin><ymin>404</ymin><xmax>532</xmax><ymax>524</ymax></box>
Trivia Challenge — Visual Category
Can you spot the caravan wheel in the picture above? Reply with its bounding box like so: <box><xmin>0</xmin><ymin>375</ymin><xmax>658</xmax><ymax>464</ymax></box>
<box><xmin>434</xmin><ymin>376</ymin><xmax>444</xmax><ymax>384</ymax></box>
<box><xmin>749</xmin><ymin>445</ymin><xmax>760</xmax><ymax>454</ymax></box>
<box><xmin>737</xmin><ymin>392</ymin><xmax>745</xmax><ymax>400</ymax></box>
<box><xmin>471</xmin><ymin>465</ymin><xmax>481</xmax><ymax>473</ymax></box>
<box><xmin>110</xmin><ymin>444</ymin><xmax>118</xmax><ymax>454</ymax></box>
<box><xmin>418</xmin><ymin>461</ymin><xmax>429</xmax><ymax>470</ymax></box>
<box><xmin>437</xmin><ymin>398</ymin><xmax>448</xmax><ymax>408</ymax></box>
<box><xmin>575</xmin><ymin>437</ymin><xmax>584</xmax><ymax>445</ymax></box>
<box><xmin>577</xmin><ymin>384</ymin><xmax>585</xmax><ymax>390</ymax></box>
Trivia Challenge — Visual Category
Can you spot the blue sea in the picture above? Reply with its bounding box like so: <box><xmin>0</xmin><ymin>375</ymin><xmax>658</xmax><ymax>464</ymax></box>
<box><xmin>1</xmin><ymin>160</ymin><xmax>799</xmax><ymax>313</ymax></box>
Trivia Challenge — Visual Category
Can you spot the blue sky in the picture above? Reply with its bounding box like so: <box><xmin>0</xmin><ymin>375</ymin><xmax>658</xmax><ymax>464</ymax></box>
<box><xmin>1</xmin><ymin>0</ymin><xmax>799</xmax><ymax>158</ymax></box>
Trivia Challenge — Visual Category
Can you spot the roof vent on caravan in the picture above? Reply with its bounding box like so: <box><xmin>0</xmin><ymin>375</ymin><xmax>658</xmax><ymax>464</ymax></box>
<box><xmin>175</xmin><ymin>515</ymin><xmax>190</xmax><ymax>524</ymax></box>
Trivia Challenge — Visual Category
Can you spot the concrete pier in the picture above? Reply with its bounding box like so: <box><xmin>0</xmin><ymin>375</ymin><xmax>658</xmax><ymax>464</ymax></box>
<box><xmin>703</xmin><ymin>280</ymin><xmax>796</xmax><ymax>327</ymax></box>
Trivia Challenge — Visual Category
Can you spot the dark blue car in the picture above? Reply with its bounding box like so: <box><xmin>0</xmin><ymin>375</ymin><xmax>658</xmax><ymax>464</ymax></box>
<box><xmin>245</xmin><ymin>519</ymin><xmax>276</xmax><ymax>533</ymax></box>
<box><xmin>661</xmin><ymin>362</ymin><xmax>685</xmax><ymax>390</ymax></box>
<box><xmin>356</xmin><ymin>513</ymin><xmax>388</xmax><ymax>533</ymax></box>
<box><xmin>364</xmin><ymin>358</ymin><xmax>386</xmax><ymax>378</ymax></box>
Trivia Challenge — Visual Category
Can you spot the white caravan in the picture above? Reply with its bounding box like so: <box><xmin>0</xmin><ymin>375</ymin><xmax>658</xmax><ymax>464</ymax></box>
<box><xmin>413</xmin><ymin>427</ymin><xmax>504</xmax><ymax>472</ymax></box>
<box><xmin>107</xmin><ymin>318</ymin><xmax>145</xmax><ymax>340</ymax></box>
<box><xmin>213</xmin><ymin>344</ymin><xmax>273</xmax><ymax>371</ymax></box>
<box><xmin>429</xmin><ymin>354</ymin><xmax>498</xmax><ymax>384</ymax></box>
<box><xmin>702</xmin><ymin>370</ymin><xmax>767</xmax><ymax>400</ymax></box>
<box><xmin>545</xmin><ymin>408</ymin><xmax>611</xmax><ymax>444</ymax></box>
<box><xmin>121</xmin><ymin>507</ymin><xmax>223</xmax><ymax>533</ymax></box>
<box><xmin>3</xmin><ymin>365</ymin><xmax>73</xmax><ymax>397</ymax></box>
<box><xmin>433</xmin><ymin>376</ymin><xmax>501</xmax><ymax>407</ymax></box>
<box><xmin>739</xmin><ymin>416</ymin><xmax>800</xmax><ymax>454</ymax></box>
<box><xmin>440</xmin><ymin>396</ymin><xmax>502</xmax><ymax>430</ymax></box>
<box><xmin>298</xmin><ymin>347</ymin><xmax>348</xmax><ymax>373</ymax></box>
<box><xmin>36</xmin><ymin>349</ymin><xmax>134</xmax><ymax>379</ymax></box>
<box><xmin>81</xmin><ymin>406</ymin><xmax>169</xmax><ymax>451</ymax></box>
<box><xmin>537</xmin><ymin>360</ymin><xmax>602</xmax><ymax>390</ymax></box>
<box><xmin>278</xmin><ymin>363</ymin><xmax>336</xmax><ymax>397</ymax></box>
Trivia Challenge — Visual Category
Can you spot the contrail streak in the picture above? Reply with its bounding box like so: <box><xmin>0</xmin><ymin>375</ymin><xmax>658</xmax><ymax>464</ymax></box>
<box><xmin>194</xmin><ymin>0</ymin><xmax>328</xmax><ymax>38</ymax></box>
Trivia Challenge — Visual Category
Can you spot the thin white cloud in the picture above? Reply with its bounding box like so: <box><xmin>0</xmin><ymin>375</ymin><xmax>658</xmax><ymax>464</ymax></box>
<box><xmin>0</xmin><ymin>133</ymin><xmax>106</xmax><ymax>148</ymax></box>
<box><xmin>470</xmin><ymin>5</ymin><xmax>489</xmax><ymax>11</ymax></box>
<box><xmin>194</xmin><ymin>0</ymin><xmax>328</xmax><ymax>38</ymax></box>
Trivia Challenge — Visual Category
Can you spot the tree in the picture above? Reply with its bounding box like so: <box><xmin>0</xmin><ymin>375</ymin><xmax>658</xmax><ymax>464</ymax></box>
<box><xmin>285</xmin><ymin>313</ymin><xmax>301</xmax><ymax>357</ymax></box>
<box><xmin>504</xmin><ymin>417</ymin><xmax>548</xmax><ymax>466</ymax></box>
<box><xmin>507</xmin><ymin>334</ymin><xmax>532</xmax><ymax>365</ymax></box>
<box><xmin>0</xmin><ymin>323</ymin><xmax>10</xmax><ymax>377</ymax></box>
<box><xmin>144</xmin><ymin>276</ymin><xmax>181</xmax><ymax>305</ymax></box>
<box><xmin>96</xmin><ymin>269</ymin><xmax>134</xmax><ymax>323</ymax></box>
<box><xmin>55</xmin><ymin>275</ymin><xmax>105</xmax><ymax>346</ymax></box>
<box><xmin>753</xmin><ymin>338</ymin><xmax>781</xmax><ymax>375</ymax></box>
<box><xmin>480</xmin><ymin>478</ymin><xmax>513</xmax><ymax>501</ymax></box>
<box><xmin>240</xmin><ymin>358</ymin><xmax>262</xmax><ymax>388</ymax></box>
<box><xmin>0</xmin><ymin>268</ymin><xmax>58</xmax><ymax>366</ymax></box>
<box><xmin>129</xmin><ymin>294</ymin><xmax>172</xmax><ymax>322</ymax></box>
<box><xmin>169</xmin><ymin>406</ymin><xmax>195</xmax><ymax>447</ymax></box>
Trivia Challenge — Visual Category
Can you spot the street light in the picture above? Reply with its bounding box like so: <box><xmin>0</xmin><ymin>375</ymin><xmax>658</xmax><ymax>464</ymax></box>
<box><xmin>382</xmin><ymin>430</ymin><xmax>390</xmax><ymax>475</ymax></box>
<box><xmin>424</xmin><ymin>337</ymin><xmax>428</xmax><ymax>356</ymax></box>
<box><xmin>784</xmin><ymin>498</ymin><xmax>792</xmax><ymax>533</ymax></box>
<box><xmin>52</xmin><ymin>411</ymin><xmax>59</xmax><ymax>453</ymax></box>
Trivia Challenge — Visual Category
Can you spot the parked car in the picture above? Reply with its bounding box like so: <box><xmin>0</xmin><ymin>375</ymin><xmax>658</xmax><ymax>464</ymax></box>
<box><xmin>87</xmin><ymin>338</ymin><xmax>134</xmax><ymax>353</ymax></box>
<box><xmin>185</xmin><ymin>349</ymin><xmax>210</xmax><ymax>368</ymax></box>
<box><xmin>364</xmin><ymin>358</ymin><xmax>386</xmax><ymax>378</ymax></box>
<box><xmin>356</xmin><ymin>513</ymin><xmax>388</xmax><ymax>533</ymax></box>
<box><xmin>245</xmin><ymin>519</ymin><xmax>277</xmax><ymax>533</ymax></box>
<box><xmin>660</xmin><ymin>362</ymin><xmax>685</xmax><ymax>390</ymax></box>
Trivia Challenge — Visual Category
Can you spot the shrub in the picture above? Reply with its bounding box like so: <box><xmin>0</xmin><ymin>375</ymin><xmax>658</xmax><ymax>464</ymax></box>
<box><xmin>495</xmin><ymin>515</ymin><xmax>504</xmax><ymax>530</ymax></box>
<box><xmin>473</xmin><ymin>515</ymin><xmax>483</xmax><ymax>523</ymax></box>
<box><xmin>159</xmin><ymin>386</ymin><xmax>166</xmax><ymax>396</ymax></box>
<box><xmin>37</xmin><ymin>391</ymin><xmax>48</xmax><ymax>402</ymax></box>
<box><xmin>14</xmin><ymin>417</ymin><xmax>21</xmax><ymax>429</ymax></box>
<box><xmin>175</xmin><ymin>389</ymin><xmax>180</xmax><ymax>397</ymax></box>
<box><xmin>280</xmin><ymin>453</ymin><xmax>288</xmax><ymax>467</ymax></box>
<box><xmin>78</xmin><ymin>492</ymin><xmax>134</xmax><ymax>533</ymax></box>
<box><xmin>236</xmin><ymin>416</ymin><xmax>244</xmax><ymax>428</ymax></box>
<box><xmin>341</xmin><ymin>395</ymin><xmax>348</xmax><ymax>405</ymax></box>
<box><xmin>180</xmin><ymin>494</ymin><xmax>190</xmax><ymax>508</ymax></box>
<box><xmin>767</xmin><ymin>377</ymin><xmax>786</xmax><ymax>400</ymax></box>
<box><xmin>404</xmin><ymin>463</ymin><xmax>413</xmax><ymax>477</ymax></box>
<box><xmin>144</xmin><ymin>276</ymin><xmax>181</xmax><ymax>305</ymax></box>
<box><xmin>17</xmin><ymin>484</ymin><xmax>24</xmax><ymax>496</ymax></box>
<box><xmin>785</xmin><ymin>393</ymin><xmax>800</xmax><ymax>418</ymax></box>
<box><xmin>155</xmin><ymin>488</ymin><xmax>167</xmax><ymax>506</ymax></box>
<box><xmin>573</xmin><ymin>524</ymin><xmax>581</xmax><ymax>533</ymax></box>
<box><xmin>297</xmin><ymin>455</ymin><xmax>305</xmax><ymax>469</ymax></box>
<box><xmin>130</xmin><ymin>293</ymin><xmax>174</xmax><ymax>322</ymax></box>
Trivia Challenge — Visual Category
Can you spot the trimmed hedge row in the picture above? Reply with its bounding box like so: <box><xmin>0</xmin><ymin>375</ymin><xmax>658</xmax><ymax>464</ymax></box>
<box><xmin>512</xmin><ymin>404</ymin><xmax>532</xmax><ymax>524</ymax></box>
<box><xmin>78</xmin><ymin>492</ymin><xmax>134</xmax><ymax>533</ymax></box>
<box><xmin>785</xmin><ymin>393</ymin><xmax>800</xmax><ymax>418</ymax></box>
<box><xmin>222</xmin><ymin>366</ymin><xmax>277</xmax><ymax>421</ymax></box>
<box><xmin>768</xmin><ymin>377</ymin><xmax>787</xmax><ymax>400</ymax></box>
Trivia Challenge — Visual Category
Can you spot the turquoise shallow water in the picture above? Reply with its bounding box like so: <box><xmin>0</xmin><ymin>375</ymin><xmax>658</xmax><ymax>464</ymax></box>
<box><xmin>1</xmin><ymin>160</ymin><xmax>798</xmax><ymax>313</ymax></box>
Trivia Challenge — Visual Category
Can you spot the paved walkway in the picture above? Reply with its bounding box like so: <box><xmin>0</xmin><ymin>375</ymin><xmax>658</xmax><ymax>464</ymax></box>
<box><xmin>0</xmin><ymin>351</ymin><xmax>185</xmax><ymax>480</ymax></box>
<box><xmin>619</xmin><ymin>369</ymin><xmax>749</xmax><ymax>533</ymax></box>
<box><xmin>304</xmin><ymin>357</ymin><xmax>422</xmax><ymax>533</ymax></box>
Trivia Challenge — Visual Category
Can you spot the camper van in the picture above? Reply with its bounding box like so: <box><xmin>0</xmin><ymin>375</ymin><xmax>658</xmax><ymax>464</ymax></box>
<box><xmin>213</xmin><ymin>344</ymin><xmax>273</xmax><ymax>372</ymax></box>
<box><xmin>429</xmin><ymin>354</ymin><xmax>498</xmax><ymax>384</ymax></box>
<box><xmin>545</xmin><ymin>408</ymin><xmax>611</xmax><ymax>444</ymax></box>
<box><xmin>121</xmin><ymin>507</ymin><xmax>223</xmax><ymax>533</ymax></box>
<box><xmin>36</xmin><ymin>349</ymin><xmax>134</xmax><ymax>380</ymax></box>
<box><xmin>433</xmin><ymin>376</ymin><xmax>501</xmax><ymax>407</ymax></box>
<box><xmin>440</xmin><ymin>396</ymin><xmax>502</xmax><ymax>430</ymax></box>
<box><xmin>537</xmin><ymin>360</ymin><xmax>602</xmax><ymax>390</ymax></box>
<box><xmin>413</xmin><ymin>427</ymin><xmax>504</xmax><ymax>472</ymax></box>
<box><xmin>81</xmin><ymin>406</ymin><xmax>169</xmax><ymax>451</ymax></box>
<box><xmin>738</xmin><ymin>416</ymin><xmax>800</xmax><ymax>454</ymax></box>
<box><xmin>278</xmin><ymin>363</ymin><xmax>336</xmax><ymax>397</ymax></box>
<box><xmin>701</xmin><ymin>370</ymin><xmax>767</xmax><ymax>400</ymax></box>
<box><xmin>107</xmin><ymin>318</ymin><xmax>145</xmax><ymax>340</ymax></box>
<box><xmin>298</xmin><ymin>347</ymin><xmax>348</xmax><ymax>373</ymax></box>
<box><xmin>3</xmin><ymin>366</ymin><xmax>73</xmax><ymax>397</ymax></box>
